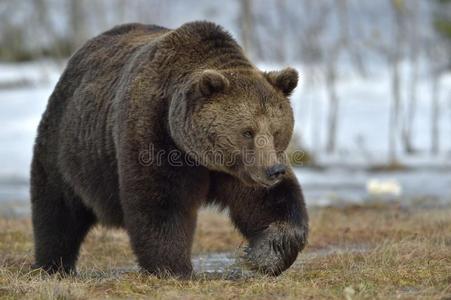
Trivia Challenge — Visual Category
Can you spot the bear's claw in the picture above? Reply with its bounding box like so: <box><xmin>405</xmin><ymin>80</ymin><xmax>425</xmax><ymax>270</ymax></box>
<box><xmin>242</xmin><ymin>223</ymin><xmax>308</xmax><ymax>276</ymax></box>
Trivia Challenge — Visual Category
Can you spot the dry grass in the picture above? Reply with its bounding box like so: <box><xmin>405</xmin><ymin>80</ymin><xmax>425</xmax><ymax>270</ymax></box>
<box><xmin>0</xmin><ymin>202</ymin><xmax>450</xmax><ymax>299</ymax></box>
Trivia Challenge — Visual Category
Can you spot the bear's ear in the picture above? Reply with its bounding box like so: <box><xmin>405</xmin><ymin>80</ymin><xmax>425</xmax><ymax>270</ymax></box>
<box><xmin>197</xmin><ymin>70</ymin><xmax>229</xmax><ymax>97</ymax></box>
<box><xmin>264</xmin><ymin>67</ymin><xmax>298</xmax><ymax>96</ymax></box>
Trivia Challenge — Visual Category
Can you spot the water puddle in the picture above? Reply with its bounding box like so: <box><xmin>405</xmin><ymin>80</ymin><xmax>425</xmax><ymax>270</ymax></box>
<box><xmin>192</xmin><ymin>251</ymin><xmax>253</xmax><ymax>279</ymax></box>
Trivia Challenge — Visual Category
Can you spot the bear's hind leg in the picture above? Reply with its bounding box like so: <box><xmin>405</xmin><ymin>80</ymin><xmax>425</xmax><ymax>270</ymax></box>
<box><xmin>31</xmin><ymin>159</ymin><xmax>96</xmax><ymax>274</ymax></box>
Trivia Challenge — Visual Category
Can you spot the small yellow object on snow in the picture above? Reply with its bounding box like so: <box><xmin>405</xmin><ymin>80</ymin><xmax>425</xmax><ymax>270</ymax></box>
<box><xmin>366</xmin><ymin>179</ymin><xmax>402</xmax><ymax>196</ymax></box>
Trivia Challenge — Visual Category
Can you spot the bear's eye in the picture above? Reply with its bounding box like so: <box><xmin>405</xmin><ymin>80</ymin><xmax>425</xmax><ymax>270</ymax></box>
<box><xmin>273</xmin><ymin>130</ymin><xmax>281</xmax><ymax>145</ymax></box>
<box><xmin>242</xmin><ymin>130</ymin><xmax>254</xmax><ymax>139</ymax></box>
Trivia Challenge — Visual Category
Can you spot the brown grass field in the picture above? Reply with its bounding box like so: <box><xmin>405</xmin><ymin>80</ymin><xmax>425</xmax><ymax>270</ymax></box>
<box><xmin>0</xmin><ymin>201</ymin><xmax>450</xmax><ymax>299</ymax></box>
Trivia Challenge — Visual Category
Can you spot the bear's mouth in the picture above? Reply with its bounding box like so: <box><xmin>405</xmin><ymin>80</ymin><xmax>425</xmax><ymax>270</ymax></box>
<box><xmin>244</xmin><ymin>171</ymin><xmax>282</xmax><ymax>188</ymax></box>
<box><xmin>255</xmin><ymin>177</ymin><xmax>282</xmax><ymax>188</ymax></box>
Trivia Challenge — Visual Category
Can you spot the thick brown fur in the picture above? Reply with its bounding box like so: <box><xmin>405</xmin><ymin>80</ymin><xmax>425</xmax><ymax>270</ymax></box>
<box><xmin>31</xmin><ymin>21</ymin><xmax>308</xmax><ymax>277</ymax></box>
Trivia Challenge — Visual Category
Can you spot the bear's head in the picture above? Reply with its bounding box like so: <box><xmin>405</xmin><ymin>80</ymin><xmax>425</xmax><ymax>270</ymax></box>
<box><xmin>169</xmin><ymin>67</ymin><xmax>298</xmax><ymax>187</ymax></box>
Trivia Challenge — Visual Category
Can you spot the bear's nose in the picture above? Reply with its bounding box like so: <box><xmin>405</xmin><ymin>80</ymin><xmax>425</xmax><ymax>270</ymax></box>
<box><xmin>266</xmin><ymin>164</ymin><xmax>286</xmax><ymax>180</ymax></box>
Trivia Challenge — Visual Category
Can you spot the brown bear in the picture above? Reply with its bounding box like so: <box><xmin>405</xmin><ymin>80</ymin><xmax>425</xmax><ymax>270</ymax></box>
<box><xmin>30</xmin><ymin>21</ymin><xmax>308</xmax><ymax>277</ymax></box>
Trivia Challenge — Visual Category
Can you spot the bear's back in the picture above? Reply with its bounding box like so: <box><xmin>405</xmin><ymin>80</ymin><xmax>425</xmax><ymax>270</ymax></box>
<box><xmin>101</xmin><ymin>23</ymin><xmax>168</xmax><ymax>37</ymax></box>
<box><xmin>33</xmin><ymin>23</ymin><xmax>171</xmax><ymax>226</ymax></box>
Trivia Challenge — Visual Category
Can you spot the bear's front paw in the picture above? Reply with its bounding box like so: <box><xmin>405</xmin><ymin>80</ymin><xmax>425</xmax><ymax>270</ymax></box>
<box><xmin>243</xmin><ymin>222</ymin><xmax>308</xmax><ymax>276</ymax></box>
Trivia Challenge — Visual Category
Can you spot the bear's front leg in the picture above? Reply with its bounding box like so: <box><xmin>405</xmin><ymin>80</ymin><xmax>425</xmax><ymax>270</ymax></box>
<box><xmin>122</xmin><ymin>197</ymin><xmax>197</xmax><ymax>277</ymax></box>
<box><xmin>235</xmin><ymin>170</ymin><xmax>308</xmax><ymax>275</ymax></box>
<box><xmin>210</xmin><ymin>169</ymin><xmax>308</xmax><ymax>276</ymax></box>
<box><xmin>119</xmin><ymin>152</ymin><xmax>207</xmax><ymax>278</ymax></box>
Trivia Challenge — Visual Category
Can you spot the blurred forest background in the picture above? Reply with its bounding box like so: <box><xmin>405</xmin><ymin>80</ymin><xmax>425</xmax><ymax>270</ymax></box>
<box><xmin>1</xmin><ymin>0</ymin><xmax>451</xmax><ymax>207</ymax></box>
